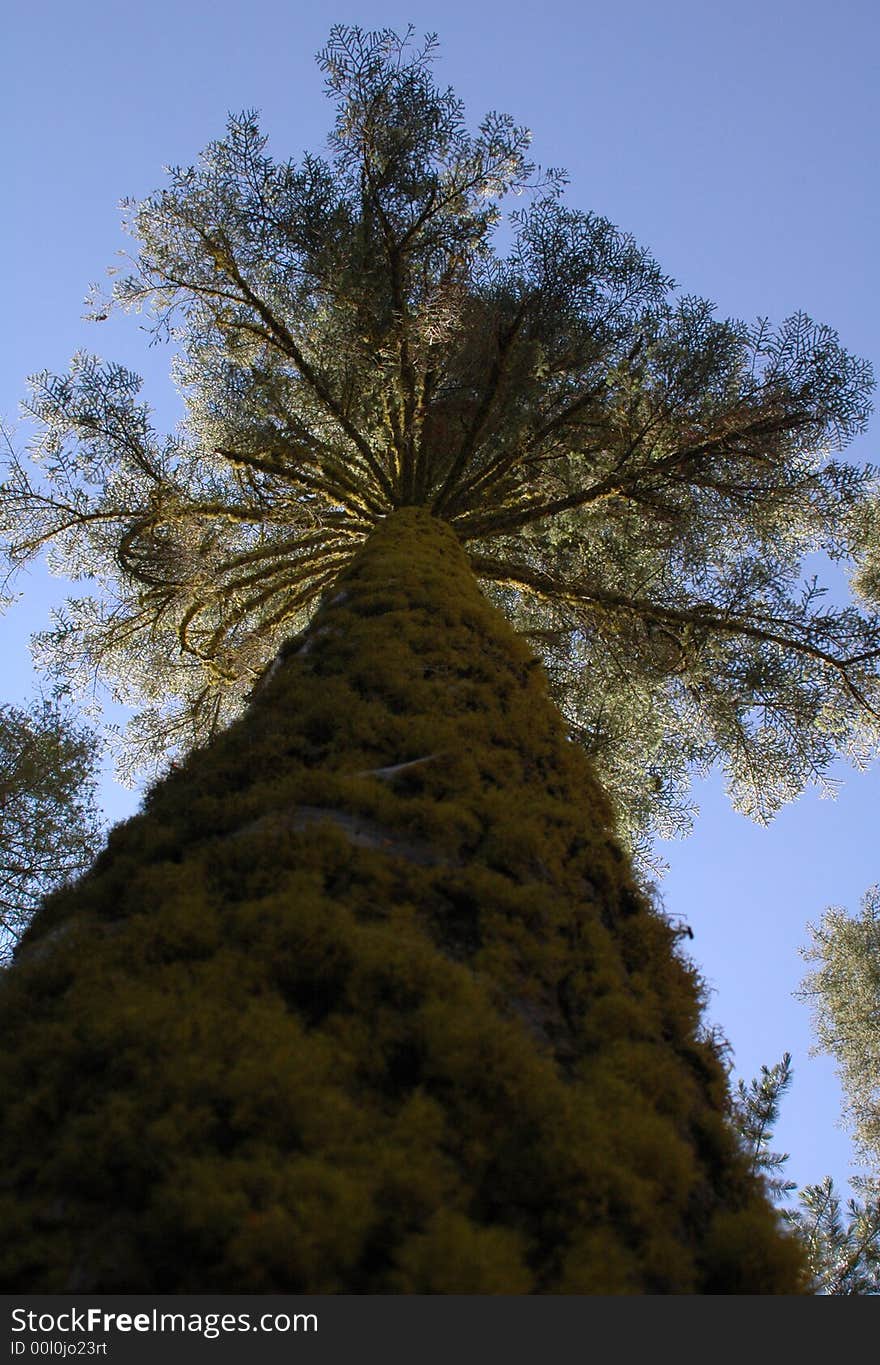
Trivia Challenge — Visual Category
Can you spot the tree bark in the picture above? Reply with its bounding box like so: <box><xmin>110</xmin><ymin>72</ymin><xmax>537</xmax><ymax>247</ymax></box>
<box><xmin>0</xmin><ymin>508</ymin><xmax>805</xmax><ymax>1292</ymax></box>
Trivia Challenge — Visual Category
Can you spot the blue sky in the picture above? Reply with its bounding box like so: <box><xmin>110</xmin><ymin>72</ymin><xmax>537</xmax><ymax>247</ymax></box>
<box><xmin>4</xmin><ymin>0</ymin><xmax>878</xmax><ymax>1203</ymax></box>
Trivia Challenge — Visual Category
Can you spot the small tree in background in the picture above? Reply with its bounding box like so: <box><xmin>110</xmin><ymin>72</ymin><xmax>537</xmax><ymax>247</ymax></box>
<box><xmin>734</xmin><ymin>1051</ymin><xmax>880</xmax><ymax>1294</ymax></box>
<box><xmin>0</xmin><ymin>700</ymin><xmax>101</xmax><ymax>963</ymax></box>
<box><xmin>733</xmin><ymin>1052</ymin><xmax>798</xmax><ymax>1202</ymax></box>
<box><xmin>800</xmin><ymin>887</ymin><xmax>880</xmax><ymax>1174</ymax></box>
<box><xmin>793</xmin><ymin>1178</ymin><xmax>880</xmax><ymax>1294</ymax></box>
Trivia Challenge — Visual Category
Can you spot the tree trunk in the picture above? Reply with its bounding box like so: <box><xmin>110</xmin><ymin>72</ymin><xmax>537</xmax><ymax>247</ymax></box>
<box><xmin>0</xmin><ymin>508</ymin><xmax>805</xmax><ymax>1292</ymax></box>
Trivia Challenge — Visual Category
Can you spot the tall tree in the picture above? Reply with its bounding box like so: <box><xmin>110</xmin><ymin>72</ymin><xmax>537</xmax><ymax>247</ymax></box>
<box><xmin>1</xmin><ymin>23</ymin><xmax>877</xmax><ymax>1292</ymax></box>
<box><xmin>3</xmin><ymin>27</ymin><xmax>877</xmax><ymax>850</ymax></box>
<box><xmin>0</xmin><ymin>509</ymin><xmax>805</xmax><ymax>1292</ymax></box>
<box><xmin>0</xmin><ymin>700</ymin><xmax>101</xmax><ymax>964</ymax></box>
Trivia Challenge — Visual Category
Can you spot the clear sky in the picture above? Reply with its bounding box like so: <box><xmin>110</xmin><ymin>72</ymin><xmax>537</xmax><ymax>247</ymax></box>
<box><xmin>3</xmin><ymin>0</ymin><xmax>878</xmax><ymax>1204</ymax></box>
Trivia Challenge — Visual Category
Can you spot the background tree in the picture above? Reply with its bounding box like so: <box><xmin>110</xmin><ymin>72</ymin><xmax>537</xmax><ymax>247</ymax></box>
<box><xmin>0</xmin><ymin>700</ymin><xmax>101</xmax><ymax>964</ymax></box>
<box><xmin>735</xmin><ymin>1051</ymin><xmax>880</xmax><ymax>1294</ymax></box>
<box><xmin>2</xmin><ymin>22</ymin><xmax>876</xmax><ymax>1292</ymax></box>
<box><xmin>737</xmin><ymin>885</ymin><xmax>880</xmax><ymax>1294</ymax></box>
<box><xmin>733</xmin><ymin>1052</ymin><xmax>798</xmax><ymax>1202</ymax></box>
<box><xmin>793</xmin><ymin>1178</ymin><xmax>880</xmax><ymax>1295</ymax></box>
<box><xmin>799</xmin><ymin>887</ymin><xmax>880</xmax><ymax>1174</ymax></box>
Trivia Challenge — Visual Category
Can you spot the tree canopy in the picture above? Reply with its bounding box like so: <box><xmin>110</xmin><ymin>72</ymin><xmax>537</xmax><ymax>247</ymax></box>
<box><xmin>735</xmin><ymin>890</ymin><xmax>880</xmax><ymax>1294</ymax></box>
<box><xmin>799</xmin><ymin>887</ymin><xmax>880</xmax><ymax>1174</ymax></box>
<box><xmin>735</xmin><ymin>1050</ymin><xmax>880</xmax><ymax>1294</ymax></box>
<box><xmin>2</xmin><ymin>24</ymin><xmax>878</xmax><ymax>853</ymax></box>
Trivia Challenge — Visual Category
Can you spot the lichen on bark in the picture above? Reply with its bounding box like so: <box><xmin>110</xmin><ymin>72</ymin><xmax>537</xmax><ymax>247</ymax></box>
<box><xmin>0</xmin><ymin>509</ymin><xmax>805</xmax><ymax>1292</ymax></box>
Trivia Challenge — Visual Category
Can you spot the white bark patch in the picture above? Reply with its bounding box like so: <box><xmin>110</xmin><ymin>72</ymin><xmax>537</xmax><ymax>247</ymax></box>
<box><xmin>295</xmin><ymin>626</ymin><xmax>331</xmax><ymax>656</ymax></box>
<box><xmin>234</xmin><ymin>804</ymin><xmax>458</xmax><ymax>868</ymax></box>
<box><xmin>356</xmin><ymin>753</ymin><xmax>441</xmax><ymax>780</ymax></box>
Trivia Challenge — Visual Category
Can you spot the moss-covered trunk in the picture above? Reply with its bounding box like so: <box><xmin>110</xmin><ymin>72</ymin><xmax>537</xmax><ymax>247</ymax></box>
<box><xmin>0</xmin><ymin>508</ymin><xmax>804</xmax><ymax>1292</ymax></box>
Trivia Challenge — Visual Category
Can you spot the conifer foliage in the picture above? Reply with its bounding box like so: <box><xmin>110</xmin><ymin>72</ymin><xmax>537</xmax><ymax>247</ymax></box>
<box><xmin>734</xmin><ymin>1051</ymin><xmax>880</xmax><ymax>1294</ymax></box>
<box><xmin>0</xmin><ymin>701</ymin><xmax>100</xmax><ymax>963</ymax></box>
<box><xmin>1</xmin><ymin>24</ymin><xmax>876</xmax><ymax>1292</ymax></box>
<box><xmin>800</xmin><ymin>888</ymin><xmax>880</xmax><ymax>1176</ymax></box>
<box><xmin>2</xmin><ymin>26</ymin><xmax>877</xmax><ymax>850</ymax></box>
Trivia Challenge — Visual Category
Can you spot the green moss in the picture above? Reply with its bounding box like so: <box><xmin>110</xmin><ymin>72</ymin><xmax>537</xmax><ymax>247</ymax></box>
<box><xmin>0</xmin><ymin>509</ymin><xmax>806</xmax><ymax>1293</ymax></box>
<box><xmin>391</xmin><ymin>1210</ymin><xmax>533</xmax><ymax>1293</ymax></box>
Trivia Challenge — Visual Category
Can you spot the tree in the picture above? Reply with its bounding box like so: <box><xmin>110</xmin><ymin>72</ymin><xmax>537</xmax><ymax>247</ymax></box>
<box><xmin>737</xmin><ymin>885</ymin><xmax>880</xmax><ymax>1295</ymax></box>
<box><xmin>792</xmin><ymin>884</ymin><xmax>880</xmax><ymax>1291</ymax></box>
<box><xmin>0</xmin><ymin>700</ymin><xmax>101</xmax><ymax>964</ymax></box>
<box><xmin>792</xmin><ymin>1178</ymin><xmax>880</xmax><ymax>1294</ymax></box>
<box><xmin>799</xmin><ymin>887</ymin><xmax>880</xmax><ymax>1173</ymax></box>
<box><xmin>3</xmin><ymin>28</ymin><xmax>877</xmax><ymax>852</ymax></box>
<box><xmin>2</xmin><ymin>21</ymin><xmax>876</xmax><ymax>1292</ymax></box>
<box><xmin>733</xmin><ymin>1052</ymin><xmax>798</xmax><ymax>1202</ymax></box>
<box><xmin>734</xmin><ymin>1052</ymin><xmax>880</xmax><ymax>1293</ymax></box>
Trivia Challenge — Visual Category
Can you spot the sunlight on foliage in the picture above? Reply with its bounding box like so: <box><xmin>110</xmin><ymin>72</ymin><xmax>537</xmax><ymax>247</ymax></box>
<box><xmin>734</xmin><ymin>1048</ymin><xmax>880</xmax><ymax>1293</ymax></box>
<box><xmin>1</xmin><ymin>26</ymin><xmax>877</xmax><ymax>866</ymax></box>
<box><xmin>800</xmin><ymin>888</ymin><xmax>880</xmax><ymax>1172</ymax></box>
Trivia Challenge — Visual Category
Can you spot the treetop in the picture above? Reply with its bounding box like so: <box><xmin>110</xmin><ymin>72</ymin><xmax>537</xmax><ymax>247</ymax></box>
<box><xmin>2</xmin><ymin>24</ymin><xmax>878</xmax><ymax>855</ymax></box>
